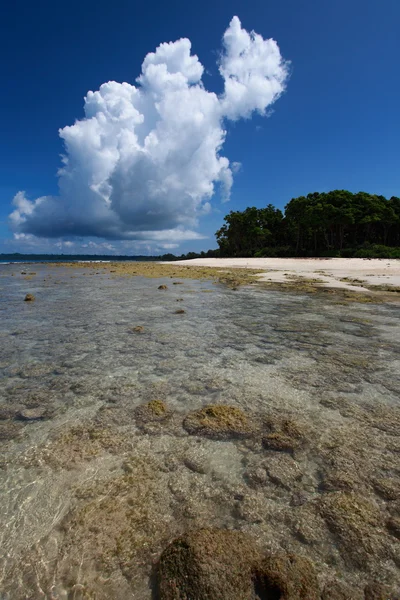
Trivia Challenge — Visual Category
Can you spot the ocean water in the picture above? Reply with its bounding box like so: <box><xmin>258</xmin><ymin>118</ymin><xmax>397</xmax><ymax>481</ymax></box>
<box><xmin>0</xmin><ymin>264</ymin><xmax>399</xmax><ymax>598</ymax></box>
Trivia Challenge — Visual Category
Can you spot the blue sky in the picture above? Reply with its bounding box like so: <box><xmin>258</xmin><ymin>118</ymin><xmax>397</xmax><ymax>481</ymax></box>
<box><xmin>1</xmin><ymin>0</ymin><xmax>399</xmax><ymax>255</ymax></box>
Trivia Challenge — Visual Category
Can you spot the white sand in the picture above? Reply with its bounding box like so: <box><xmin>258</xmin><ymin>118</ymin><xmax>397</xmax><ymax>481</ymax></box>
<box><xmin>166</xmin><ymin>257</ymin><xmax>400</xmax><ymax>292</ymax></box>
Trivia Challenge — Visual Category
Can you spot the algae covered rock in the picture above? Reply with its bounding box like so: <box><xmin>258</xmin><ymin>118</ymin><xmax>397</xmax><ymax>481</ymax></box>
<box><xmin>157</xmin><ymin>528</ymin><xmax>262</xmax><ymax>600</ymax></box>
<box><xmin>131</xmin><ymin>325</ymin><xmax>145</xmax><ymax>334</ymax></box>
<box><xmin>253</xmin><ymin>552</ymin><xmax>319</xmax><ymax>600</ymax></box>
<box><xmin>319</xmin><ymin>452</ymin><xmax>363</xmax><ymax>492</ymax></box>
<box><xmin>0</xmin><ymin>406</ymin><xmax>17</xmax><ymax>420</ymax></box>
<box><xmin>18</xmin><ymin>407</ymin><xmax>48</xmax><ymax>421</ymax></box>
<box><xmin>321</xmin><ymin>579</ymin><xmax>362</xmax><ymax>600</ymax></box>
<box><xmin>372</xmin><ymin>477</ymin><xmax>400</xmax><ymax>501</ymax></box>
<box><xmin>262</xmin><ymin>415</ymin><xmax>308</xmax><ymax>455</ymax></box>
<box><xmin>265</xmin><ymin>453</ymin><xmax>303</xmax><ymax>489</ymax></box>
<box><xmin>135</xmin><ymin>400</ymin><xmax>169</xmax><ymax>422</ymax></box>
<box><xmin>319</xmin><ymin>491</ymin><xmax>386</xmax><ymax>569</ymax></box>
<box><xmin>24</xmin><ymin>293</ymin><xmax>35</xmax><ymax>302</ymax></box>
<box><xmin>364</xmin><ymin>582</ymin><xmax>399</xmax><ymax>600</ymax></box>
<box><xmin>158</xmin><ymin>530</ymin><xmax>320</xmax><ymax>600</ymax></box>
<box><xmin>183</xmin><ymin>404</ymin><xmax>253</xmax><ymax>440</ymax></box>
<box><xmin>0</xmin><ymin>421</ymin><xmax>23</xmax><ymax>441</ymax></box>
<box><xmin>386</xmin><ymin>516</ymin><xmax>400</xmax><ymax>539</ymax></box>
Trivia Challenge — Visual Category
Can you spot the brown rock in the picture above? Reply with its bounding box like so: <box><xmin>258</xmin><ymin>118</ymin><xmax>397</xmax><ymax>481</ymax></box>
<box><xmin>244</xmin><ymin>467</ymin><xmax>268</xmax><ymax>487</ymax></box>
<box><xmin>0</xmin><ymin>421</ymin><xmax>23</xmax><ymax>441</ymax></box>
<box><xmin>262</xmin><ymin>415</ymin><xmax>308</xmax><ymax>455</ymax></box>
<box><xmin>18</xmin><ymin>407</ymin><xmax>47</xmax><ymax>421</ymax></box>
<box><xmin>319</xmin><ymin>492</ymin><xmax>386</xmax><ymax>569</ymax></box>
<box><xmin>262</xmin><ymin>433</ymin><xmax>297</xmax><ymax>454</ymax></box>
<box><xmin>24</xmin><ymin>294</ymin><xmax>35</xmax><ymax>302</ymax></box>
<box><xmin>159</xmin><ymin>531</ymin><xmax>320</xmax><ymax>599</ymax></box>
<box><xmin>158</xmin><ymin>528</ymin><xmax>263</xmax><ymax>600</ymax></box>
<box><xmin>265</xmin><ymin>454</ymin><xmax>303</xmax><ymax>489</ymax></box>
<box><xmin>175</xmin><ymin>309</ymin><xmax>185</xmax><ymax>314</ymax></box>
<box><xmin>253</xmin><ymin>552</ymin><xmax>319</xmax><ymax>600</ymax></box>
<box><xmin>386</xmin><ymin>516</ymin><xmax>400</xmax><ymax>539</ymax></box>
<box><xmin>321</xmin><ymin>579</ymin><xmax>361</xmax><ymax>600</ymax></box>
<box><xmin>183</xmin><ymin>404</ymin><xmax>254</xmax><ymax>440</ymax></box>
<box><xmin>0</xmin><ymin>406</ymin><xmax>17</xmax><ymax>420</ymax></box>
<box><xmin>131</xmin><ymin>325</ymin><xmax>145</xmax><ymax>333</ymax></box>
<box><xmin>134</xmin><ymin>400</ymin><xmax>170</xmax><ymax>424</ymax></box>
<box><xmin>372</xmin><ymin>478</ymin><xmax>400</xmax><ymax>501</ymax></box>
<box><xmin>364</xmin><ymin>582</ymin><xmax>399</xmax><ymax>600</ymax></box>
<box><xmin>158</xmin><ymin>285</ymin><xmax>168</xmax><ymax>290</ymax></box>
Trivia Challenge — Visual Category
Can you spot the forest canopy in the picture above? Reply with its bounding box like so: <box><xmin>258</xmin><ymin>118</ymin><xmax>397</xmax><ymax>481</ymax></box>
<box><xmin>215</xmin><ymin>191</ymin><xmax>400</xmax><ymax>258</ymax></box>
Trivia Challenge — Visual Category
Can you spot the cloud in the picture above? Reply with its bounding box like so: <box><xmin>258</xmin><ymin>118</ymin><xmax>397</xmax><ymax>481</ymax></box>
<box><xmin>9</xmin><ymin>16</ymin><xmax>288</xmax><ymax>244</ymax></box>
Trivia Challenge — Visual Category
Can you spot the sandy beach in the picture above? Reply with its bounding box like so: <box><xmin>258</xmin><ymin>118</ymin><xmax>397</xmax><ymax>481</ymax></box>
<box><xmin>168</xmin><ymin>257</ymin><xmax>400</xmax><ymax>292</ymax></box>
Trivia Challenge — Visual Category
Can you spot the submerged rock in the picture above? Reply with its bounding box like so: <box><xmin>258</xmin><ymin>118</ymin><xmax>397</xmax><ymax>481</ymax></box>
<box><xmin>0</xmin><ymin>421</ymin><xmax>23</xmax><ymax>441</ymax></box>
<box><xmin>244</xmin><ymin>466</ymin><xmax>268</xmax><ymax>487</ymax></box>
<box><xmin>24</xmin><ymin>294</ymin><xmax>35</xmax><ymax>302</ymax></box>
<box><xmin>0</xmin><ymin>406</ymin><xmax>17</xmax><ymax>420</ymax></box>
<box><xmin>372</xmin><ymin>477</ymin><xmax>400</xmax><ymax>501</ymax></box>
<box><xmin>183</xmin><ymin>405</ymin><xmax>254</xmax><ymax>440</ymax></box>
<box><xmin>134</xmin><ymin>400</ymin><xmax>170</xmax><ymax>423</ymax></box>
<box><xmin>253</xmin><ymin>552</ymin><xmax>319</xmax><ymax>600</ymax></box>
<box><xmin>386</xmin><ymin>516</ymin><xmax>400</xmax><ymax>539</ymax></box>
<box><xmin>157</xmin><ymin>528</ymin><xmax>261</xmax><ymax>600</ymax></box>
<box><xmin>364</xmin><ymin>582</ymin><xmax>399</xmax><ymax>600</ymax></box>
<box><xmin>158</xmin><ymin>529</ymin><xmax>320</xmax><ymax>600</ymax></box>
<box><xmin>18</xmin><ymin>407</ymin><xmax>47</xmax><ymax>421</ymax></box>
<box><xmin>175</xmin><ymin>309</ymin><xmax>185</xmax><ymax>314</ymax></box>
<box><xmin>265</xmin><ymin>453</ymin><xmax>303</xmax><ymax>489</ymax></box>
<box><xmin>319</xmin><ymin>452</ymin><xmax>363</xmax><ymax>492</ymax></box>
<box><xmin>319</xmin><ymin>491</ymin><xmax>386</xmax><ymax>569</ymax></box>
<box><xmin>131</xmin><ymin>325</ymin><xmax>145</xmax><ymax>333</ymax></box>
<box><xmin>262</xmin><ymin>415</ymin><xmax>308</xmax><ymax>455</ymax></box>
<box><xmin>321</xmin><ymin>579</ymin><xmax>362</xmax><ymax>600</ymax></box>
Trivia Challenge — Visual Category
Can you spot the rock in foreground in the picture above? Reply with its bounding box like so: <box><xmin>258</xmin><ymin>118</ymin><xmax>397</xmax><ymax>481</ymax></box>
<box><xmin>157</xmin><ymin>528</ymin><xmax>320</xmax><ymax>600</ymax></box>
<box><xmin>183</xmin><ymin>405</ymin><xmax>254</xmax><ymax>440</ymax></box>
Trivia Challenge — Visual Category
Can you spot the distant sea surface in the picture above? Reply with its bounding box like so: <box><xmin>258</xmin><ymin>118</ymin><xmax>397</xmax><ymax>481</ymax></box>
<box><xmin>0</xmin><ymin>254</ymin><xmax>145</xmax><ymax>264</ymax></box>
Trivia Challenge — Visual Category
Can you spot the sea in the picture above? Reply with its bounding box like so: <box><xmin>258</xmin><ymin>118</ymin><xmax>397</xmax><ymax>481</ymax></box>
<box><xmin>0</xmin><ymin>262</ymin><xmax>399</xmax><ymax>599</ymax></box>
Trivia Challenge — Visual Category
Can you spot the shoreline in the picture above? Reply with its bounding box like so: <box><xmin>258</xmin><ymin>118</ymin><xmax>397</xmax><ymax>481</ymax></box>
<box><xmin>165</xmin><ymin>257</ymin><xmax>400</xmax><ymax>293</ymax></box>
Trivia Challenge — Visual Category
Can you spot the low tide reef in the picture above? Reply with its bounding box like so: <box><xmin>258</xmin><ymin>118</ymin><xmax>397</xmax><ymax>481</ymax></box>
<box><xmin>0</xmin><ymin>262</ymin><xmax>399</xmax><ymax>598</ymax></box>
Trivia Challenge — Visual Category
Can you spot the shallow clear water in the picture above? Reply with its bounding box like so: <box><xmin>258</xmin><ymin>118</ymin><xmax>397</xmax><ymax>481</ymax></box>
<box><xmin>0</xmin><ymin>264</ymin><xmax>399</xmax><ymax>599</ymax></box>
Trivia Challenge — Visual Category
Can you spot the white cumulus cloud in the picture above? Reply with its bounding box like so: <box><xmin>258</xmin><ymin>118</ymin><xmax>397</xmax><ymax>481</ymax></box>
<box><xmin>9</xmin><ymin>16</ymin><xmax>289</xmax><ymax>244</ymax></box>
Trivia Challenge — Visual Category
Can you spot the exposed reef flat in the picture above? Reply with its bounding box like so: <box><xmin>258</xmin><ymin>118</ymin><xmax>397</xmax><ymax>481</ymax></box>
<box><xmin>46</xmin><ymin>258</ymin><xmax>400</xmax><ymax>303</ymax></box>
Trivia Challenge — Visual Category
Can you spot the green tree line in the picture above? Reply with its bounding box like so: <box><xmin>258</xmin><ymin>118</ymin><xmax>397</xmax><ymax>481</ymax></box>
<box><xmin>216</xmin><ymin>190</ymin><xmax>400</xmax><ymax>258</ymax></box>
